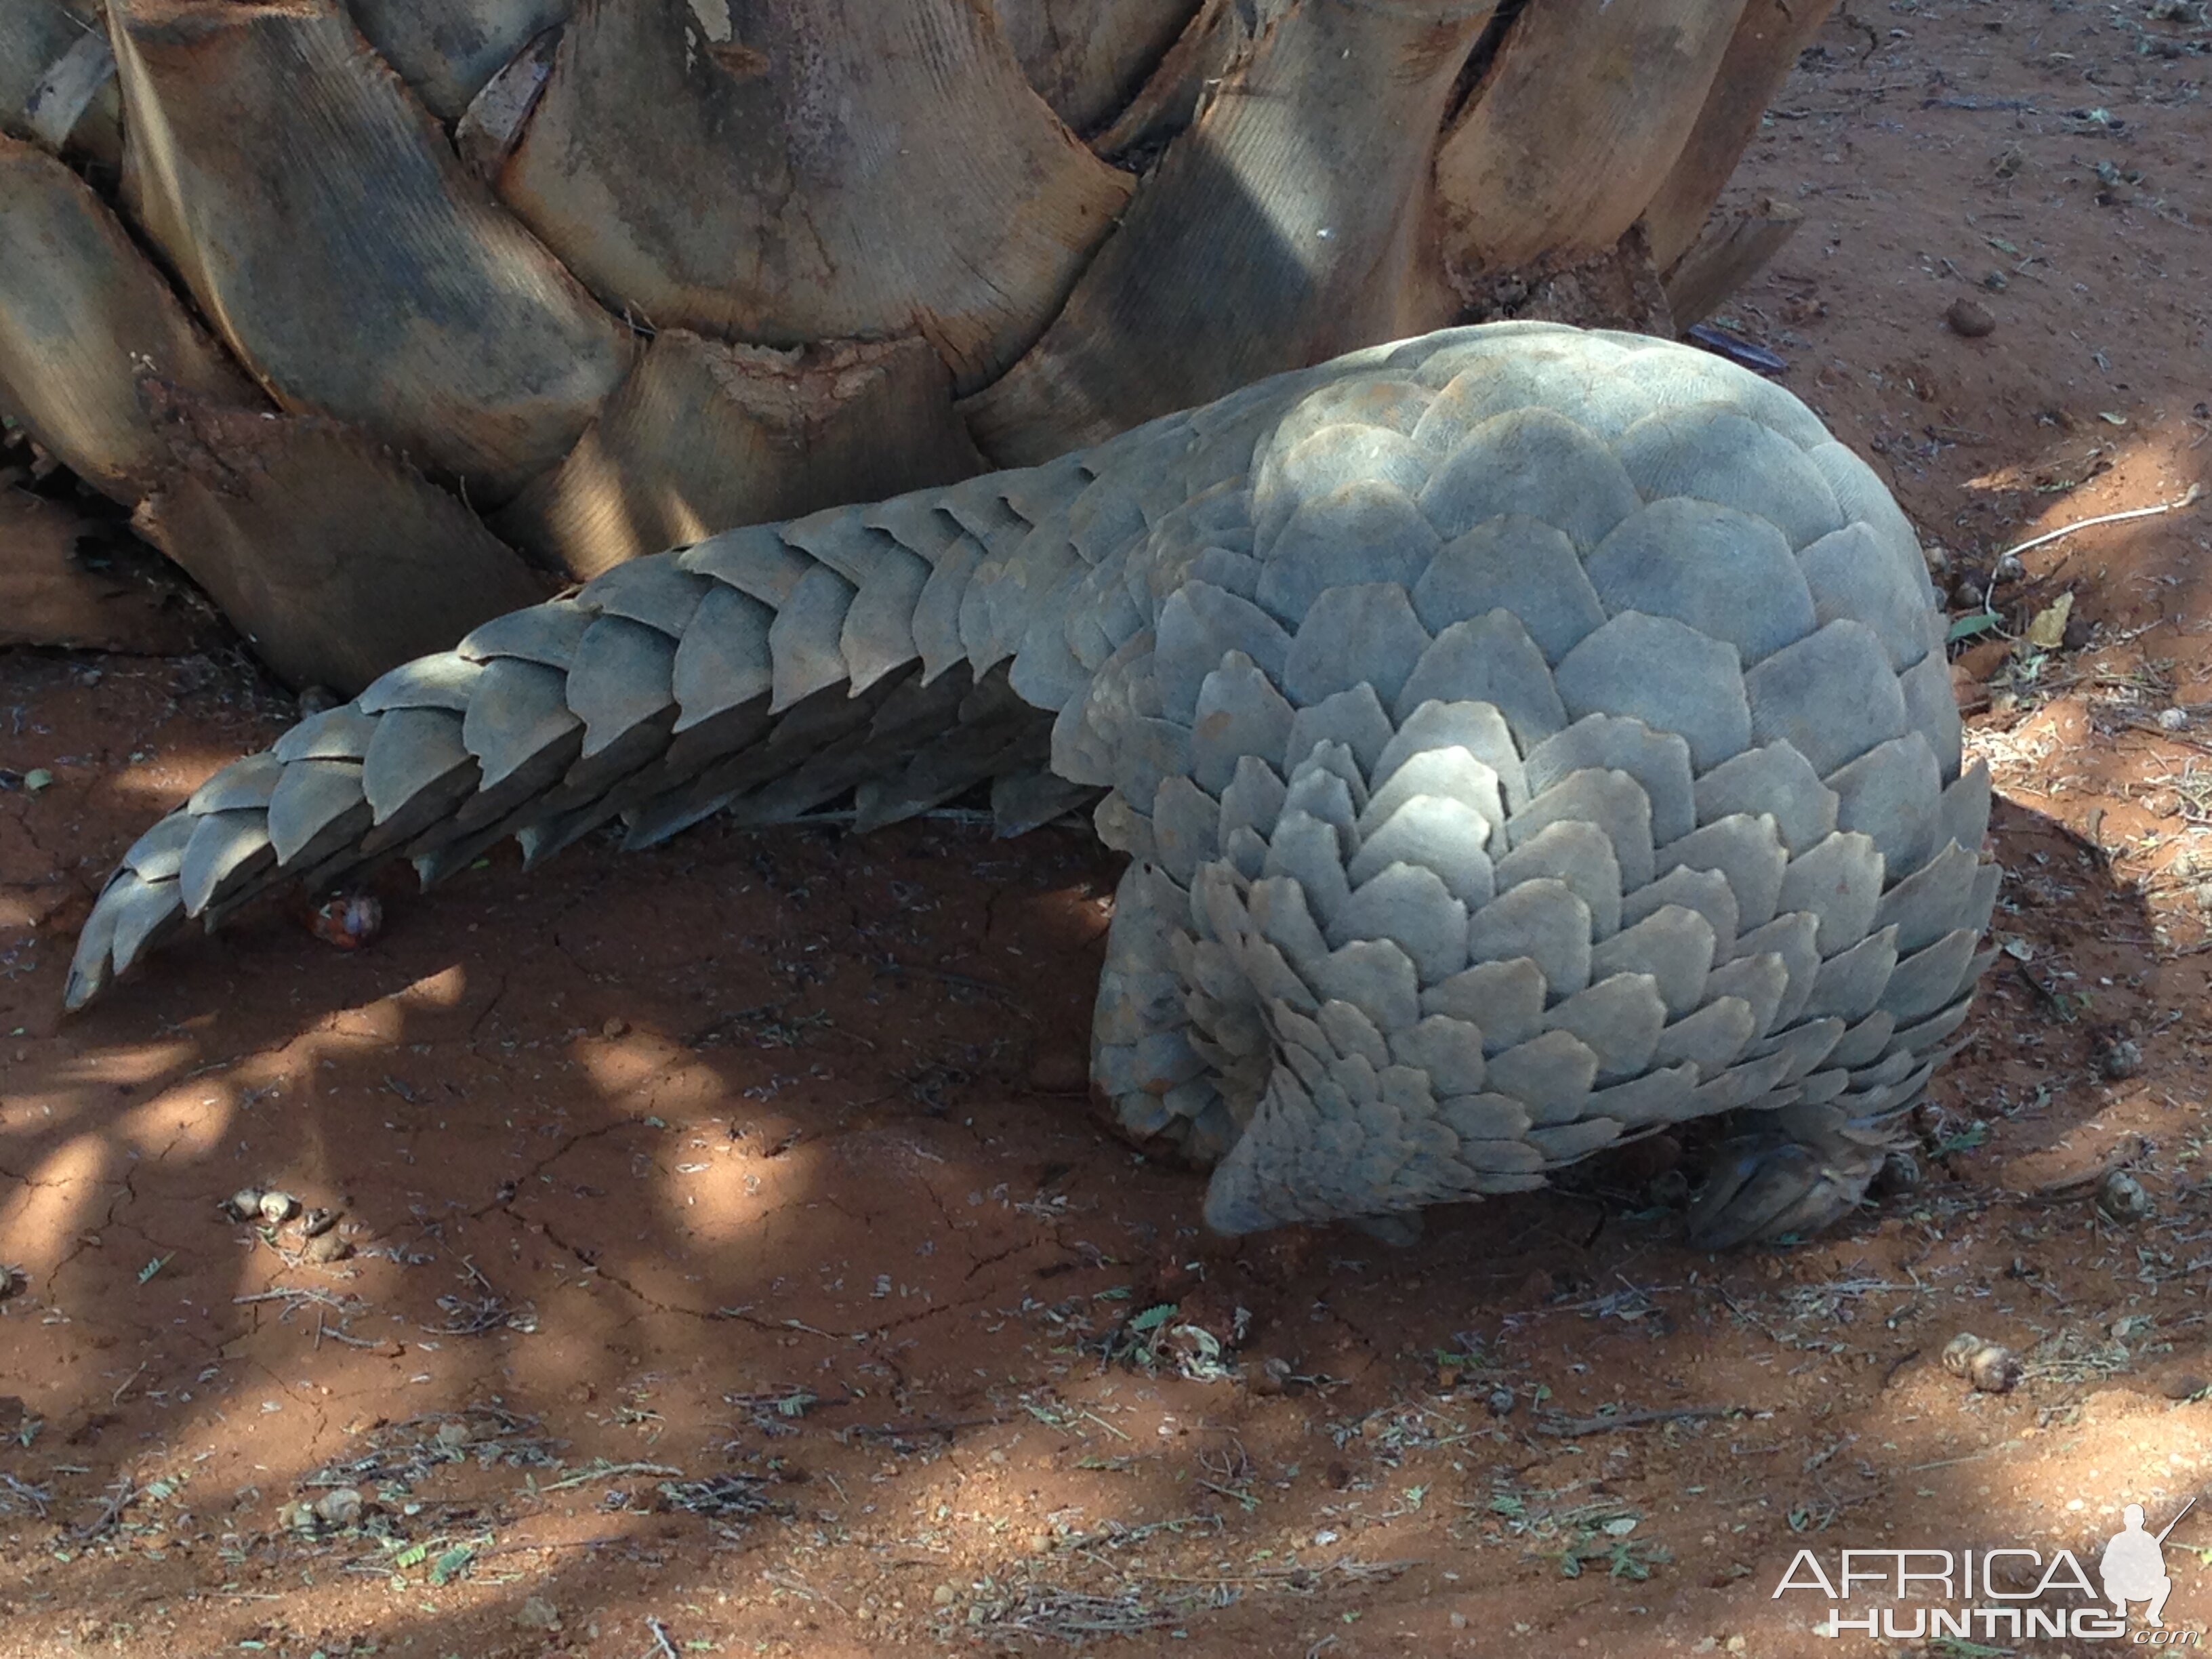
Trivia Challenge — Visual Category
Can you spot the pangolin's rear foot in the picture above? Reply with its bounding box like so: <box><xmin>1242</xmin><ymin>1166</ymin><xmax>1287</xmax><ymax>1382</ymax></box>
<box><xmin>1683</xmin><ymin>1098</ymin><xmax>1910</xmax><ymax>1248</ymax></box>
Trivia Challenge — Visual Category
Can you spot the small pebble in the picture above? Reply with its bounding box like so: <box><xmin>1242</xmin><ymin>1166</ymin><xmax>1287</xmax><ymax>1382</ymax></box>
<box><xmin>1487</xmin><ymin>1386</ymin><xmax>1517</xmax><ymax>1418</ymax></box>
<box><xmin>1946</xmin><ymin>296</ymin><xmax>1996</xmax><ymax>337</ymax></box>
<box><xmin>2160</xmin><ymin>1372</ymin><xmax>2208</xmax><ymax>1401</ymax></box>
<box><xmin>514</xmin><ymin>1595</ymin><xmax>560</xmax><ymax>1631</ymax></box>
<box><xmin>1942</xmin><ymin>1332</ymin><xmax>2023</xmax><ymax>1393</ymax></box>
<box><xmin>2097</xmin><ymin>1169</ymin><xmax>2154</xmax><ymax>1223</ymax></box>
<box><xmin>933</xmin><ymin>1584</ymin><xmax>958</xmax><ymax>1607</ymax></box>
<box><xmin>2159</xmin><ymin>706</ymin><xmax>2191</xmax><ymax>731</ymax></box>
<box><xmin>602</xmin><ymin>1016</ymin><xmax>629</xmax><ymax>1039</ymax></box>
<box><xmin>312</xmin><ymin>1487</ymin><xmax>362</xmax><ymax>1528</ymax></box>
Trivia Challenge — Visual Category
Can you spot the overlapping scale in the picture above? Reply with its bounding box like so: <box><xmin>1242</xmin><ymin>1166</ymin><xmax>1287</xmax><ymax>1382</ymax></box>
<box><xmin>65</xmin><ymin>324</ymin><xmax>1993</xmax><ymax>1256</ymax></box>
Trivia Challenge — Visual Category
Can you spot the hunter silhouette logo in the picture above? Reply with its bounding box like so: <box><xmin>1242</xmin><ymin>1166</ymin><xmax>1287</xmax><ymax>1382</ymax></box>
<box><xmin>2103</xmin><ymin>1500</ymin><xmax>2194</xmax><ymax>1627</ymax></box>
<box><xmin>1776</xmin><ymin>1494</ymin><xmax>2204</xmax><ymax>1643</ymax></box>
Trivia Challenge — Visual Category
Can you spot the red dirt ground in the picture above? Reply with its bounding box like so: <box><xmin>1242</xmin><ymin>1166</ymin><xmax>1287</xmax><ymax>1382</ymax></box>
<box><xmin>5</xmin><ymin>7</ymin><xmax>2212</xmax><ymax>1656</ymax></box>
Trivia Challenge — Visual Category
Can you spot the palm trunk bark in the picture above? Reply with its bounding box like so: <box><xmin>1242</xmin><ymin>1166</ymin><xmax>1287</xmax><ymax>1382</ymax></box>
<box><xmin>1</xmin><ymin>0</ymin><xmax>1836</xmax><ymax>689</ymax></box>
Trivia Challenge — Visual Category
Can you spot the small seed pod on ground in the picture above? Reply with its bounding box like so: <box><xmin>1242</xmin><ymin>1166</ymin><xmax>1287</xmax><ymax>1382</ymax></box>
<box><xmin>1943</xmin><ymin>1332</ymin><xmax>2023</xmax><ymax>1394</ymax></box>
<box><xmin>258</xmin><ymin>1190</ymin><xmax>299</xmax><ymax>1225</ymax></box>
<box><xmin>2097</xmin><ymin>1170</ymin><xmax>2154</xmax><ymax>1223</ymax></box>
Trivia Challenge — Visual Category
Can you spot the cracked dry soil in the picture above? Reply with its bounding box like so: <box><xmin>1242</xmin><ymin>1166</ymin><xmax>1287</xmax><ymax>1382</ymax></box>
<box><xmin>6</xmin><ymin>5</ymin><xmax>2212</xmax><ymax>1654</ymax></box>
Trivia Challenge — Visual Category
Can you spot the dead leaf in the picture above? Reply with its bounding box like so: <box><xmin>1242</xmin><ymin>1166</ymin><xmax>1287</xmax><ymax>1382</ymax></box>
<box><xmin>2025</xmin><ymin>591</ymin><xmax>2074</xmax><ymax>650</ymax></box>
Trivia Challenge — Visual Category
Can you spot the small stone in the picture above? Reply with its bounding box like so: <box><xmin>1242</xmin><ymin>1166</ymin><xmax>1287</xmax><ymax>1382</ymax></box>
<box><xmin>1249</xmin><ymin>1355</ymin><xmax>1293</xmax><ymax>1396</ymax></box>
<box><xmin>2159</xmin><ymin>706</ymin><xmax>2191</xmax><ymax>731</ymax></box>
<box><xmin>258</xmin><ymin>1191</ymin><xmax>298</xmax><ymax>1225</ymax></box>
<box><xmin>1450</xmin><ymin>1612</ymin><xmax>1469</xmax><ymax>1629</ymax></box>
<box><xmin>2160</xmin><ymin>1372</ymin><xmax>2208</xmax><ymax>1401</ymax></box>
<box><xmin>1487</xmin><ymin>1386</ymin><xmax>1517</xmax><ymax>1418</ymax></box>
<box><xmin>434</xmin><ymin>1420</ymin><xmax>474</xmax><ymax>1450</ymax></box>
<box><xmin>1946</xmin><ymin>297</ymin><xmax>1996</xmax><ymax>338</ymax></box>
<box><xmin>601</xmin><ymin>1016</ymin><xmax>629</xmax><ymax>1039</ymax></box>
<box><xmin>514</xmin><ymin>1595</ymin><xmax>560</xmax><ymax>1631</ymax></box>
<box><xmin>2097</xmin><ymin>1169</ymin><xmax>2154</xmax><ymax>1223</ymax></box>
<box><xmin>933</xmin><ymin>1584</ymin><xmax>958</xmax><ymax>1607</ymax></box>
<box><xmin>1025</xmin><ymin>1532</ymin><xmax>1051</xmax><ymax>1555</ymax></box>
<box><xmin>312</xmin><ymin>1487</ymin><xmax>362</xmax><ymax>1528</ymax></box>
<box><xmin>1725</xmin><ymin>1637</ymin><xmax>1748</xmax><ymax>1654</ymax></box>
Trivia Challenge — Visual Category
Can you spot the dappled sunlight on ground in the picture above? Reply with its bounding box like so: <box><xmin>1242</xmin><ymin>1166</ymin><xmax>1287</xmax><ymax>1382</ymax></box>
<box><xmin>7</xmin><ymin>4</ymin><xmax>2212</xmax><ymax>1653</ymax></box>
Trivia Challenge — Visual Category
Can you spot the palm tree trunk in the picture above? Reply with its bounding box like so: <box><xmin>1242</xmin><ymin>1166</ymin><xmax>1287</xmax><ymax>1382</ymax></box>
<box><xmin>1</xmin><ymin>0</ymin><xmax>1832</xmax><ymax>691</ymax></box>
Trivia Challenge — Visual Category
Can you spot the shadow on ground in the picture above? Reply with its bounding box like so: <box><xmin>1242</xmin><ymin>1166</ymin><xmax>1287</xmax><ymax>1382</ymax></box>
<box><xmin>3</xmin><ymin>630</ymin><xmax>2209</xmax><ymax>1658</ymax></box>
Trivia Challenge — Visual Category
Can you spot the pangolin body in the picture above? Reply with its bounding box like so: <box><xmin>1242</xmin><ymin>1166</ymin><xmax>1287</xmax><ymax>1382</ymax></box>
<box><xmin>66</xmin><ymin>323</ymin><xmax>1995</xmax><ymax>1248</ymax></box>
